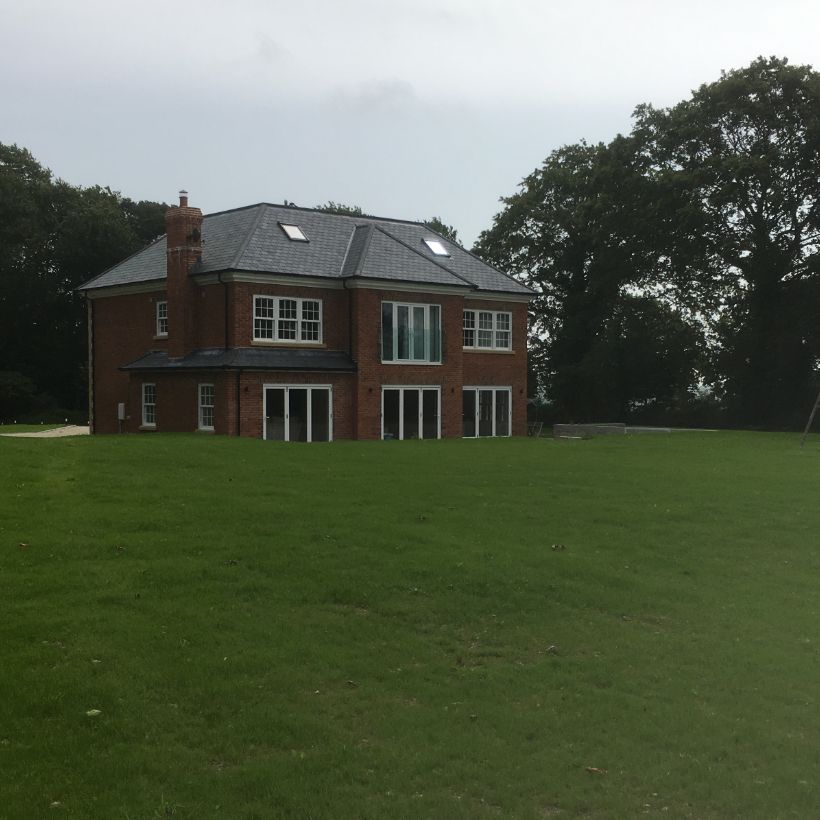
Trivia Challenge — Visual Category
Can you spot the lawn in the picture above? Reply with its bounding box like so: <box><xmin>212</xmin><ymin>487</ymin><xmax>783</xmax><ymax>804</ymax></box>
<box><xmin>1</xmin><ymin>431</ymin><xmax>819</xmax><ymax>819</ymax></box>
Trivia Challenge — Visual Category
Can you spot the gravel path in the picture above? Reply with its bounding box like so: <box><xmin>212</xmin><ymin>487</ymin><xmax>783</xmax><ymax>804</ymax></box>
<box><xmin>0</xmin><ymin>425</ymin><xmax>90</xmax><ymax>438</ymax></box>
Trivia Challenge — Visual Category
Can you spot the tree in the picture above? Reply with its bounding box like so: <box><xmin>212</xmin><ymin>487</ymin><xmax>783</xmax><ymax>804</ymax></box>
<box><xmin>474</xmin><ymin>138</ymin><xmax>679</xmax><ymax>420</ymax></box>
<box><xmin>477</xmin><ymin>56</ymin><xmax>820</xmax><ymax>429</ymax></box>
<box><xmin>579</xmin><ymin>295</ymin><xmax>704</xmax><ymax>422</ymax></box>
<box><xmin>315</xmin><ymin>201</ymin><xmax>364</xmax><ymax>216</ymax></box>
<box><xmin>423</xmin><ymin>216</ymin><xmax>458</xmax><ymax>242</ymax></box>
<box><xmin>633</xmin><ymin>56</ymin><xmax>820</xmax><ymax>427</ymax></box>
<box><xmin>0</xmin><ymin>143</ymin><xmax>167</xmax><ymax>418</ymax></box>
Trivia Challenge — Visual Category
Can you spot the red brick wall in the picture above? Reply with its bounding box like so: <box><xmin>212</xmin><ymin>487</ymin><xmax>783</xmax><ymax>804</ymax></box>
<box><xmin>350</xmin><ymin>288</ymin><xmax>467</xmax><ymax>439</ymax></box>
<box><xmin>235</xmin><ymin>372</ymin><xmax>355</xmax><ymax>439</ymax></box>
<box><xmin>462</xmin><ymin>299</ymin><xmax>529</xmax><ymax>436</ymax></box>
<box><xmin>91</xmin><ymin>279</ymin><xmax>529</xmax><ymax>439</ymax></box>
<box><xmin>229</xmin><ymin>282</ymin><xmax>348</xmax><ymax>351</ymax></box>
<box><xmin>122</xmin><ymin>370</ymin><xmax>354</xmax><ymax>439</ymax></box>
<box><xmin>91</xmin><ymin>290</ymin><xmax>167</xmax><ymax>433</ymax></box>
<box><xmin>191</xmin><ymin>283</ymin><xmax>228</xmax><ymax>350</ymax></box>
<box><xmin>125</xmin><ymin>371</ymin><xmax>235</xmax><ymax>435</ymax></box>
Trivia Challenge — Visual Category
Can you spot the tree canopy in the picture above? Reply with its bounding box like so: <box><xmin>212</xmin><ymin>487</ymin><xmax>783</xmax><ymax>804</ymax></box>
<box><xmin>0</xmin><ymin>143</ymin><xmax>166</xmax><ymax>420</ymax></box>
<box><xmin>422</xmin><ymin>216</ymin><xmax>459</xmax><ymax>242</ymax></box>
<box><xmin>315</xmin><ymin>201</ymin><xmax>365</xmax><ymax>216</ymax></box>
<box><xmin>476</xmin><ymin>56</ymin><xmax>820</xmax><ymax>429</ymax></box>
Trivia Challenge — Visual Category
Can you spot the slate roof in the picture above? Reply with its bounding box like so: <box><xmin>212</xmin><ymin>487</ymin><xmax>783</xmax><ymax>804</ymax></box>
<box><xmin>79</xmin><ymin>203</ymin><xmax>532</xmax><ymax>296</ymax></box>
<box><xmin>121</xmin><ymin>347</ymin><xmax>356</xmax><ymax>372</ymax></box>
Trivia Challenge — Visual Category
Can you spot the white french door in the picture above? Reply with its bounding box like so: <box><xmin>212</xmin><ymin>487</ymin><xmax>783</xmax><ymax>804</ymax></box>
<box><xmin>462</xmin><ymin>387</ymin><xmax>511</xmax><ymax>437</ymax></box>
<box><xmin>381</xmin><ymin>386</ymin><xmax>440</xmax><ymax>440</ymax></box>
<box><xmin>263</xmin><ymin>385</ymin><xmax>332</xmax><ymax>442</ymax></box>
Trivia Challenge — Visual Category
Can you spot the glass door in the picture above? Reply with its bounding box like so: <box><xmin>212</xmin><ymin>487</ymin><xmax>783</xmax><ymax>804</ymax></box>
<box><xmin>478</xmin><ymin>390</ymin><xmax>494</xmax><ymax>437</ymax></box>
<box><xmin>266</xmin><ymin>388</ymin><xmax>286</xmax><ymax>441</ymax></box>
<box><xmin>462</xmin><ymin>387</ymin><xmax>512</xmax><ymax>437</ymax></box>
<box><xmin>381</xmin><ymin>387</ymin><xmax>440</xmax><ymax>440</ymax></box>
<box><xmin>264</xmin><ymin>386</ymin><xmax>332</xmax><ymax>442</ymax></box>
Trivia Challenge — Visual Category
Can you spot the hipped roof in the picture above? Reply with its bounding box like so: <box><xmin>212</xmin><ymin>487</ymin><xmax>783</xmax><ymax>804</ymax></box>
<box><xmin>79</xmin><ymin>203</ymin><xmax>533</xmax><ymax>296</ymax></box>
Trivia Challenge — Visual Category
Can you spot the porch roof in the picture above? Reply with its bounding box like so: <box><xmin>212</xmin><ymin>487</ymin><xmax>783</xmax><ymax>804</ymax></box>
<box><xmin>121</xmin><ymin>347</ymin><xmax>357</xmax><ymax>373</ymax></box>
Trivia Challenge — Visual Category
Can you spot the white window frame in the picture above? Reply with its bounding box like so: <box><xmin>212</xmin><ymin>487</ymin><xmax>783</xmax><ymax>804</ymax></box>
<box><xmin>141</xmin><ymin>383</ymin><xmax>156</xmax><ymax>428</ymax></box>
<box><xmin>463</xmin><ymin>310</ymin><xmax>512</xmax><ymax>351</ymax></box>
<box><xmin>262</xmin><ymin>384</ymin><xmax>333</xmax><ymax>442</ymax></box>
<box><xmin>462</xmin><ymin>386</ymin><xmax>512</xmax><ymax>437</ymax></box>
<box><xmin>253</xmin><ymin>295</ymin><xmax>323</xmax><ymax>344</ymax></box>
<box><xmin>381</xmin><ymin>301</ymin><xmax>442</xmax><ymax>364</ymax></box>
<box><xmin>380</xmin><ymin>386</ymin><xmax>441</xmax><ymax>440</ymax></box>
<box><xmin>198</xmin><ymin>383</ymin><xmax>215</xmax><ymax>431</ymax></box>
<box><xmin>155</xmin><ymin>300</ymin><xmax>168</xmax><ymax>337</ymax></box>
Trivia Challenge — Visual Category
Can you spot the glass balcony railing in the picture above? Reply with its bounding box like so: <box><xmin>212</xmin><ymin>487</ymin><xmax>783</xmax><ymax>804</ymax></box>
<box><xmin>381</xmin><ymin>327</ymin><xmax>442</xmax><ymax>363</ymax></box>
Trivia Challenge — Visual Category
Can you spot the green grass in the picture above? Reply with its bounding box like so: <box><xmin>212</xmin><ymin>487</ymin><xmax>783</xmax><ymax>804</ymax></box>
<box><xmin>2</xmin><ymin>431</ymin><xmax>820</xmax><ymax>819</ymax></box>
<box><xmin>0</xmin><ymin>423</ymin><xmax>64</xmax><ymax>433</ymax></box>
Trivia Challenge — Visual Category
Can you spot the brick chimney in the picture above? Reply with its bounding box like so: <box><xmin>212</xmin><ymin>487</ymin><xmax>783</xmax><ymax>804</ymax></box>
<box><xmin>165</xmin><ymin>190</ymin><xmax>203</xmax><ymax>359</ymax></box>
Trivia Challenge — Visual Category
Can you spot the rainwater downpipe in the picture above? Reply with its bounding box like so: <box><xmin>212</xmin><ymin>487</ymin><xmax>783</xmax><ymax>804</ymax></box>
<box><xmin>217</xmin><ymin>271</ymin><xmax>229</xmax><ymax>350</ymax></box>
<box><xmin>236</xmin><ymin>368</ymin><xmax>241</xmax><ymax>437</ymax></box>
<box><xmin>343</xmin><ymin>278</ymin><xmax>353</xmax><ymax>355</ymax></box>
<box><xmin>88</xmin><ymin>296</ymin><xmax>96</xmax><ymax>432</ymax></box>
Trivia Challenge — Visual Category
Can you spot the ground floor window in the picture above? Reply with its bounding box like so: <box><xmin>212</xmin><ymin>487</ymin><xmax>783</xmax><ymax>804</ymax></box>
<box><xmin>263</xmin><ymin>385</ymin><xmax>332</xmax><ymax>442</ymax></box>
<box><xmin>142</xmin><ymin>383</ymin><xmax>156</xmax><ymax>427</ymax></box>
<box><xmin>198</xmin><ymin>384</ymin><xmax>214</xmax><ymax>431</ymax></box>
<box><xmin>462</xmin><ymin>387</ymin><xmax>511</xmax><ymax>437</ymax></box>
<box><xmin>382</xmin><ymin>386</ymin><xmax>440</xmax><ymax>440</ymax></box>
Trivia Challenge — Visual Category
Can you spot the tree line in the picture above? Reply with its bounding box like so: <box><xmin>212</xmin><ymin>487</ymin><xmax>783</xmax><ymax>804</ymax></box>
<box><xmin>2</xmin><ymin>56</ymin><xmax>819</xmax><ymax>428</ymax></box>
<box><xmin>0</xmin><ymin>144</ymin><xmax>167</xmax><ymax>420</ymax></box>
<box><xmin>475</xmin><ymin>56</ymin><xmax>820</xmax><ymax>430</ymax></box>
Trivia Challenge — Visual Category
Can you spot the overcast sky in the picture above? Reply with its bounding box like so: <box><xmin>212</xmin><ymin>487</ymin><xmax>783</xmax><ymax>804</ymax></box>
<box><xmin>2</xmin><ymin>0</ymin><xmax>819</xmax><ymax>245</ymax></box>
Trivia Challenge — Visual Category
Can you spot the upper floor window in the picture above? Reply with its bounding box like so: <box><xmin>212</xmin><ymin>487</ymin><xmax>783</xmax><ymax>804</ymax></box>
<box><xmin>463</xmin><ymin>310</ymin><xmax>511</xmax><ymax>350</ymax></box>
<box><xmin>155</xmin><ymin>300</ymin><xmax>168</xmax><ymax>337</ymax></box>
<box><xmin>253</xmin><ymin>296</ymin><xmax>322</xmax><ymax>344</ymax></box>
<box><xmin>381</xmin><ymin>301</ymin><xmax>441</xmax><ymax>363</ymax></box>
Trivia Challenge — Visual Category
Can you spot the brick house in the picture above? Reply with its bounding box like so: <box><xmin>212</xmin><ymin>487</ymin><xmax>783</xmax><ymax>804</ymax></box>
<box><xmin>79</xmin><ymin>193</ymin><xmax>533</xmax><ymax>440</ymax></box>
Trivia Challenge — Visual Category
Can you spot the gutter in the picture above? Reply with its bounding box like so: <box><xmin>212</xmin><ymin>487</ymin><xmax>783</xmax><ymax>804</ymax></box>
<box><xmin>87</xmin><ymin>297</ymin><xmax>95</xmax><ymax>433</ymax></box>
<box><xmin>342</xmin><ymin>279</ymin><xmax>353</xmax><ymax>358</ymax></box>
<box><xmin>236</xmin><ymin>368</ymin><xmax>242</xmax><ymax>437</ymax></box>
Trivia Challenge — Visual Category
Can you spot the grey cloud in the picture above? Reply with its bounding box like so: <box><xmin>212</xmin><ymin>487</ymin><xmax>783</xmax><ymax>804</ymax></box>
<box><xmin>257</xmin><ymin>34</ymin><xmax>290</xmax><ymax>65</ymax></box>
<box><xmin>330</xmin><ymin>79</ymin><xmax>418</xmax><ymax>114</ymax></box>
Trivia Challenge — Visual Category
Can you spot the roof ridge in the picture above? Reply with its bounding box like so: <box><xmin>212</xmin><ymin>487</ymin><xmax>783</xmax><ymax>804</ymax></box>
<box><xmin>337</xmin><ymin>226</ymin><xmax>356</xmax><ymax>277</ymax></box>
<box><xmin>228</xmin><ymin>203</ymin><xmax>268</xmax><ymax>269</ymax></box>
<box><xmin>201</xmin><ymin>201</ymin><xmax>436</xmax><ymax>230</ymax></box>
<box><xmin>199</xmin><ymin>202</ymin><xmax>268</xmax><ymax>219</ymax></box>
<box><xmin>350</xmin><ymin>223</ymin><xmax>375</xmax><ymax>278</ymax></box>
<box><xmin>373</xmin><ymin>225</ymin><xmax>476</xmax><ymax>288</ymax></box>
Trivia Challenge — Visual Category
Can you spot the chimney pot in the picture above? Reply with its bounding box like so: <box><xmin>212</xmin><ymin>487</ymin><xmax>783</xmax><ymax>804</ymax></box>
<box><xmin>179</xmin><ymin>189</ymin><xmax>188</xmax><ymax>208</ymax></box>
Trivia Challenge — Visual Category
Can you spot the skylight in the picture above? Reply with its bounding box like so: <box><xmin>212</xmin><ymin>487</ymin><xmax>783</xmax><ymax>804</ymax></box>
<box><xmin>424</xmin><ymin>238</ymin><xmax>450</xmax><ymax>256</ymax></box>
<box><xmin>279</xmin><ymin>223</ymin><xmax>308</xmax><ymax>242</ymax></box>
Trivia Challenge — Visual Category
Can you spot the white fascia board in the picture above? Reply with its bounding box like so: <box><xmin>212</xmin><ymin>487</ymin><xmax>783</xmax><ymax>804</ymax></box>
<box><xmin>344</xmin><ymin>278</ymin><xmax>471</xmax><ymax>296</ymax></box>
<box><xmin>465</xmin><ymin>291</ymin><xmax>534</xmax><ymax>304</ymax></box>
<box><xmin>83</xmin><ymin>280</ymin><xmax>166</xmax><ymax>299</ymax></box>
<box><xmin>195</xmin><ymin>271</ymin><xmax>344</xmax><ymax>289</ymax></box>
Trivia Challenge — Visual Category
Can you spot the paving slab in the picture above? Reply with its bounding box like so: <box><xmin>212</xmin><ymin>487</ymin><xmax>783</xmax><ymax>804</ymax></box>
<box><xmin>0</xmin><ymin>425</ymin><xmax>90</xmax><ymax>438</ymax></box>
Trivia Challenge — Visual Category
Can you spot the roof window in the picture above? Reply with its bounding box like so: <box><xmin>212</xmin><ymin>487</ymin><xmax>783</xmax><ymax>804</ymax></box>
<box><xmin>423</xmin><ymin>238</ymin><xmax>450</xmax><ymax>256</ymax></box>
<box><xmin>279</xmin><ymin>223</ymin><xmax>308</xmax><ymax>242</ymax></box>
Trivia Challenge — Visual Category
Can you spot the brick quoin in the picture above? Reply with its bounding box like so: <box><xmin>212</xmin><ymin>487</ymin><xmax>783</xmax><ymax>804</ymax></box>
<box><xmin>85</xmin><ymin>195</ymin><xmax>532</xmax><ymax>440</ymax></box>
